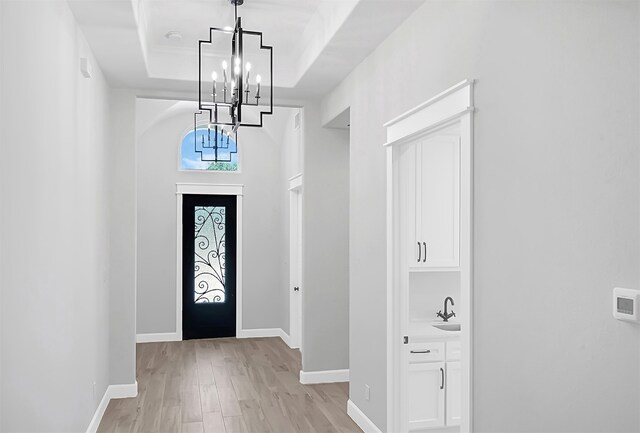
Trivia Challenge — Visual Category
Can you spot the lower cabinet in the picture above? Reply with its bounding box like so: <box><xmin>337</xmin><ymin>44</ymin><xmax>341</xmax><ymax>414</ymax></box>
<box><xmin>406</xmin><ymin>341</ymin><xmax>460</xmax><ymax>431</ymax></box>
<box><xmin>407</xmin><ymin>361</ymin><xmax>445</xmax><ymax>430</ymax></box>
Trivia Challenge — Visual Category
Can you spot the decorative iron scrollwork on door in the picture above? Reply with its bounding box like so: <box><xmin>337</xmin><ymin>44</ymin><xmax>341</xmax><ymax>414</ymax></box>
<box><xmin>193</xmin><ymin>206</ymin><xmax>226</xmax><ymax>303</ymax></box>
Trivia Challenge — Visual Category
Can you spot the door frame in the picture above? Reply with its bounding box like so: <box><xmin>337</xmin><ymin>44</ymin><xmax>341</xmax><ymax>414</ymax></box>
<box><xmin>176</xmin><ymin>183</ymin><xmax>244</xmax><ymax>341</ymax></box>
<box><xmin>384</xmin><ymin>79</ymin><xmax>474</xmax><ymax>432</ymax></box>
<box><xmin>288</xmin><ymin>173</ymin><xmax>303</xmax><ymax>350</ymax></box>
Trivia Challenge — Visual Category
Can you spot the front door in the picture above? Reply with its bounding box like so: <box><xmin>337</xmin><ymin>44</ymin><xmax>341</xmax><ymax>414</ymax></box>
<box><xmin>182</xmin><ymin>194</ymin><xmax>237</xmax><ymax>339</ymax></box>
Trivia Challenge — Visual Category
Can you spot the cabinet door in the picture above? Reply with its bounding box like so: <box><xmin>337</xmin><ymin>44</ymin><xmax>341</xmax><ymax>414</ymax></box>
<box><xmin>446</xmin><ymin>361</ymin><xmax>462</xmax><ymax>426</ymax></box>
<box><xmin>414</xmin><ymin>135</ymin><xmax>460</xmax><ymax>268</ymax></box>
<box><xmin>407</xmin><ymin>361</ymin><xmax>445</xmax><ymax>430</ymax></box>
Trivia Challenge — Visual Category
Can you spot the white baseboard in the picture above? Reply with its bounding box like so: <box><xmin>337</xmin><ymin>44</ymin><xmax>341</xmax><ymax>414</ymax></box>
<box><xmin>109</xmin><ymin>382</ymin><xmax>138</xmax><ymax>399</ymax></box>
<box><xmin>86</xmin><ymin>381</ymin><xmax>138</xmax><ymax>433</ymax></box>
<box><xmin>278</xmin><ymin>328</ymin><xmax>295</xmax><ymax>348</ymax></box>
<box><xmin>137</xmin><ymin>328</ymin><xmax>291</xmax><ymax>345</ymax></box>
<box><xmin>236</xmin><ymin>328</ymin><xmax>282</xmax><ymax>338</ymax></box>
<box><xmin>347</xmin><ymin>399</ymin><xmax>383</xmax><ymax>433</ymax></box>
<box><xmin>300</xmin><ymin>369</ymin><xmax>349</xmax><ymax>384</ymax></box>
<box><xmin>136</xmin><ymin>332</ymin><xmax>181</xmax><ymax>343</ymax></box>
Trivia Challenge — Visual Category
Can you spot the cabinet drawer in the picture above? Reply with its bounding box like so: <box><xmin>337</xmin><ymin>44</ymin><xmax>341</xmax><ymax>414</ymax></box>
<box><xmin>408</xmin><ymin>342</ymin><xmax>445</xmax><ymax>362</ymax></box>
<box><xmin>446</xmin><ymin>341</ymin><xmax>461</xmax><ymax>361</ymax></box>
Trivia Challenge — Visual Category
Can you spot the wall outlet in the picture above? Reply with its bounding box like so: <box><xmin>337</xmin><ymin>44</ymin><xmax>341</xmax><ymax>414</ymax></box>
<box><xmin>364</xmin><ymin>384</ymin><xmax>370</xmax><ymax>401</ymax></box>
<box><xmin>92</xmin><ymin>381</ymin><xmax>97</xmax><ymax>404</ymax></box>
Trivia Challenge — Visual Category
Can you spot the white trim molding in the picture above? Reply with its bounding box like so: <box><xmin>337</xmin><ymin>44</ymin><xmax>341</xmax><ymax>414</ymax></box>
<box><xmin>236</xmin><ymin>328</ymin><xmax>282</xmax><ymax>339</ymax></box>
<box><xmin>234</xmin><ymin>328</ymin><xmax>296</xmax><ymax>350</ymax></box>
<box><xmin>278</xmin><ymin>328</ymin><xmax>293</xmax><ymax>348</ymax></box>
<box><xmin>299</xmin><ymin>369</ymin><xmax>349</xmax><ymax>384</ymax></box>
<box><xmin>176</xmin><ymin>183</ymin><xmax>244</xmax><ymax>341</ymax></box>
<box><xmin>136</xmin><ymin>333</ymin><xmax>181</xmax><ymax>343</ymax></box>
<box><xmin>288</xmin><ymin>173</ymin><xmax>303</xmax><ymax>191</ymax></box>
<box><xmin>86</xmin><ymin>382</ymin><xmax>138</xmax><ymax>433</ymax></box>
<box><xmin>176</xmin><ymin>183</ymin><xmax>244</xmax><ymax>196</ymax></box>
<box><xmin>347</xmin><ymin>400</ymin><xmax>383</xmax><ymax>433</ymax></box>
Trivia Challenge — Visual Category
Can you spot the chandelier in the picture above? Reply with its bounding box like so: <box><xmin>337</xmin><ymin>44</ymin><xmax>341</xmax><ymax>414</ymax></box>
<box><xmin>194</xmin><ymin>0</ymin><xmax>273</xmax><ymax>162</ymax></box>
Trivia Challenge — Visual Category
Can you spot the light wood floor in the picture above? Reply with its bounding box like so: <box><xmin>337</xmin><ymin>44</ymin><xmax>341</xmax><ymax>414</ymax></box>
<box><xmin>97</xmin><ymin>337</ymin><xmax>362</xmax><ymax>433</ymax></box>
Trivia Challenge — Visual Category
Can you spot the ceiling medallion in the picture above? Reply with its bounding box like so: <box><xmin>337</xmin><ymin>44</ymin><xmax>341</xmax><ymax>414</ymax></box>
<box><xmin>193</xmin><ymin>0</ymin><xmax>273</xmax><ymax>162</ymax></box>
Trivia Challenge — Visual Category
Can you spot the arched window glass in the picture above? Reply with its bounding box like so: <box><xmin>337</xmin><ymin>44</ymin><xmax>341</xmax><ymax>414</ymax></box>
<box><xmin>180</xmin><ymin>128</ymin><xmax>239</xmax><ymax>171</ymax></box>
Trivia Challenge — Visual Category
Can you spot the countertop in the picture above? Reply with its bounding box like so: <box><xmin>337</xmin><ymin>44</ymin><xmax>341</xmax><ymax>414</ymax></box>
<box><xmin>408</xmin><ymin>319</ymin><xmax>461</xmax><ymax>341</ymax></box>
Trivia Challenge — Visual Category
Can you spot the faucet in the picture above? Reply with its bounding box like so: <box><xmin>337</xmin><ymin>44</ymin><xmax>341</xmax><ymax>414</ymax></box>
<box><xmin>436</xmin><ymin>297</ymin><xmax>456</xmax><ymax>322</ymax></box>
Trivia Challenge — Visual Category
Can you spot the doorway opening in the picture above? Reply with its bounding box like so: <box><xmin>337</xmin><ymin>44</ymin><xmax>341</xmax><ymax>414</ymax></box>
<box><xmin>182</xmin><ymin>194</ymin><xmax>237</xmax><ymax>339</ymax></box>
<box><xmin>176</xmin><ymin>184</ymin><xmax>244</xmax><ymax>341</ymax></box>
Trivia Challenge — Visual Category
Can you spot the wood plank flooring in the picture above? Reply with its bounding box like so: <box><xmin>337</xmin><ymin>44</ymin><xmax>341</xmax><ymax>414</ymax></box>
<box><xmin>97</xmin><ymin>337</ymin><xmax>362</xmax><ymax>433</ymax></box>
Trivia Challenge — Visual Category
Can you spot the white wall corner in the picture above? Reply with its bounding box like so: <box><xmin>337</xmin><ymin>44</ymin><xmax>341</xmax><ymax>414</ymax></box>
<box><xmin>347</xmin><ymin>400</ymin><xmax>383</xmax><ymax>433</ymax></box>
<box><xmin>86</xmin><ymin>382</ymin><xmax>138</xmax><ymax>433</ymax></box>
<box><xmin>136</xmin><ymin>332</ymin><xmax>181</xmax><ymax>343</ymax></box>
<box><xmin>299</xmin><ymin>369</ymin><xmax>349</xmax><ymax>384</ymax></box>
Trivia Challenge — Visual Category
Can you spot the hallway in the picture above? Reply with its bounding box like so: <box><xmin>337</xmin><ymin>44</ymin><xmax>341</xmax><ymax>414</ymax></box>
<box><xmin>97</xmin><ymin>338</ymin><xmax>360</xmax><ymax>433</ymax></box>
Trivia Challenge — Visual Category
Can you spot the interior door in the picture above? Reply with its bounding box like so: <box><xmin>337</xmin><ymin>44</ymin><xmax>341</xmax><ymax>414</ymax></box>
<box><xmin>289</xmin><ymin>189</ymin><xmax>303</xmax><ymax>349</ymax></box>
<box><xmin>182</xmin><ymin>194</ymin><xmax>237</xmax><ymax>340</ymax></box>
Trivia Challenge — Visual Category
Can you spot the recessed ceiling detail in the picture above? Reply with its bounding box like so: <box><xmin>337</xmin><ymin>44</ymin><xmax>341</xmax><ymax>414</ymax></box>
<box><xmin>67</xmin><ymin>0</ymin><xmax>426</xmax><ymax>100</ymax></box>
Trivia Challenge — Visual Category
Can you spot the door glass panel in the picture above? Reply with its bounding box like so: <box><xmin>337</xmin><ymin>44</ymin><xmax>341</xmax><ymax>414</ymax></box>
<box><xmin>194</xmin><ymin>206</ymin><xmax>226</xmax><ymax>303</ymax></box>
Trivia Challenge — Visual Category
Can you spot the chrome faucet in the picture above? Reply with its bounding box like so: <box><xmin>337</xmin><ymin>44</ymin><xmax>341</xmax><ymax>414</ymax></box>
<box><xmin>436</xmin><ymin>297</ymin><xmax>456</xmax><ymax>322</ymax></box>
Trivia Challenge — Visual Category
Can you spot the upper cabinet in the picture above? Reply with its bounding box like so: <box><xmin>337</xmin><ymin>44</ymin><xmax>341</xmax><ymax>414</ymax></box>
<box><xmin>410</xmin><ymin>134</ymin><xmax>461</xmax><ymax>270</ymax></box>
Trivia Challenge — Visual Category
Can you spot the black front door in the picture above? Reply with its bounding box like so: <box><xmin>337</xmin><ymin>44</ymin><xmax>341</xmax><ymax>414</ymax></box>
<box><xmin>182</xmin><ymin>194</ymin><xmax>237</xmax><ymax>340</ymax></box>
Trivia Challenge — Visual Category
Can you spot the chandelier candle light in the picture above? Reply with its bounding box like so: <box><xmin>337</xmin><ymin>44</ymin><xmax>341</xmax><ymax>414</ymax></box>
<box><xmin>194</xmin><ymin>0</ymin><xmax>273</xmax><ymax>163</ymax></box>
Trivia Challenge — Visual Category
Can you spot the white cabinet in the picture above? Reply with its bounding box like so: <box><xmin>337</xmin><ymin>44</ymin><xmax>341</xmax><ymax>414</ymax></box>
<box><xmin>446</xmin><ymin>361</ymin><xmax>462</xmax><ymax>427</ymax></box>
<box><xmin>388</xmin><ymin>80</ymin><xmax>473</xmax><ymax>433</ymax></box>
<box><xmin>407</xmin><ymin>360</ymin><xmax>445</xmax><ymax>430</ymax></box>
<box><xmin>405</xmin><ymin>341</ymin><xmax>461</xmax><ymax>431</ymax></box>
<box><xmin>411</xmin><ymin>135</ymin><xmax>460</xmax><ymax>269</ymax></box>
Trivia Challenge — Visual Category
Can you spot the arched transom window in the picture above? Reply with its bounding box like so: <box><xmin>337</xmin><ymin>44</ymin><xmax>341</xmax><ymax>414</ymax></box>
<box><xmin>180</xmin><ymin>128</ymin><xmax>239</xmax><ymax>172</ymax></box>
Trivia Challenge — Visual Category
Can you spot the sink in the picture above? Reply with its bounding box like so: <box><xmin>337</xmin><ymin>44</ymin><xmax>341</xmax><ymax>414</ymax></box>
<box><xmin>432</xmin><ymin>322</ymin><xmax>461</xmax><ymax>332</ymax></box>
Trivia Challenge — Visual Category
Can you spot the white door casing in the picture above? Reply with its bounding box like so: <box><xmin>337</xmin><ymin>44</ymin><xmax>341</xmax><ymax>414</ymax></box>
<box><xmin>176</xmin><ymin>183</ymin><xmax>244</xmax><ymax>341</ymax></box>
<box><xmin>289</xmin><ymin>174</ymin><xmax>303</xmax><ymax>350</ymax></box>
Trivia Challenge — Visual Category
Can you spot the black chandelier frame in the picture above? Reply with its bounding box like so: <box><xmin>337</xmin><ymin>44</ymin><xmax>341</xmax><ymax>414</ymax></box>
<box><xmin>194</xmin><ymin>1</ymin><xmax>273</xmax><ymax>163</ymax></box>
<box><xmin>197</xmin><ymin>3</ymin><xmax>273</xmax><ymax>130</ymax></box>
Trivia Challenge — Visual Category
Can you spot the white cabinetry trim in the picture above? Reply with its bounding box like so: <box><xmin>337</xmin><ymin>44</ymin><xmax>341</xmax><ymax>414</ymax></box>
<box><xmin>385</xmin><ymin>79</ymin><xmax>474</xmax><ymax>433</ymax></box>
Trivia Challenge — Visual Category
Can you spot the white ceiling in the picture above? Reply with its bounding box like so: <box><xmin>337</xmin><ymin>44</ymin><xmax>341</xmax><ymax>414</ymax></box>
<box><xmin>68</xmin><ymin>0</ymin><xmax>425</xmax><ymax>102</ymax></box>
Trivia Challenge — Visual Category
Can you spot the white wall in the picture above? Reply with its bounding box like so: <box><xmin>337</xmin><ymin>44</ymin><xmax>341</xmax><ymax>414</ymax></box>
<box><xmin>0</xmin><ymin>0</ymin><xmax>5</xmax><ymax>428</ymax></box>
<box><xmin>301</xmin><ymin>102</ymin><xmax>350</xmax><ymax>373</ymax></box>
<box><xmin>0</xmin><ymin>1</ymin><xmax>114</xmax><ymax>430</ymax></box>
<box><xmin>322</xmin><ymin>1</ymin><xmax>640</xmax><ymax>431</ymax></box>
<box><xmin>135</xmin><ymin>100</ymin><xmax>298</xmax><ymax>335</ymax></box>
<box><xmin>109</xmin><ymin>90</ymin><xmax>137</xmax><ymax>386</ymax></box>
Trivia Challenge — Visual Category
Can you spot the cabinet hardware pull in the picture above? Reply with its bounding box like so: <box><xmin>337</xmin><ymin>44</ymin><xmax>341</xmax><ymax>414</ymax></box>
<box><xmin>440</xmin><ymin>367</ymin><xmax>445</xmax><ymax>389</ymax></box>
<box><xmin>417</xmin><ymin>241</ymin><xmax>421</xmax><ymax>262</ymax></box>
<box><xmin>423</xmin><ymin>242</ymin><xmax>427</xmax><ymax>263</ymax></box>
<box><xmin>410</xmin><ymin>350</ymin><xmax>431</xmax><ymax>354</ymax></box>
